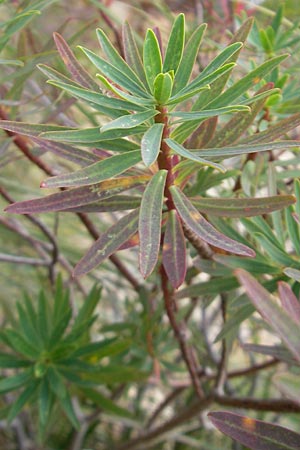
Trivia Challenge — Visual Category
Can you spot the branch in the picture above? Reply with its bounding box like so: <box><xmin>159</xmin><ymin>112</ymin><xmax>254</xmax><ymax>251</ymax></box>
<box><xmin>160</xmin><ymin>265</ymin><xmax>203</xmax><ymax>400</ymax></box>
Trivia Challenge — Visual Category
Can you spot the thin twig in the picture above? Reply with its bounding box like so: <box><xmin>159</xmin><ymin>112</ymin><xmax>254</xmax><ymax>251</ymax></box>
<box><xmin>161</xmin><ymin>265</ymin><xmax>203</xmax><ymax>400</ymax></box>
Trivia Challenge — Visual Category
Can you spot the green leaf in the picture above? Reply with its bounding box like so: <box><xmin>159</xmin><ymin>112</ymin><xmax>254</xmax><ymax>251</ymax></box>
<box><xmin>208</xmin><ymin>54</ymin><xmax>288</xmax><ymax>109</ymax></box>
<box><xmin>176</xmin><ymin>276</ymin><xmax>239</xmax><ymax>300</ymax></box>
<box><xmin>82</xmin><ymin>388</ymin><xmax>134</xmax><ymax>418</ymax></box>
<box><xmin>169</xmin><ymin>104</ymin><xmax>250</xmax><ymax>123</ymax></box>
<box><xmin>53</xmin><ymin>32</ymin><xmax>99</xmax><ymax>90</ymax></box>
<box><xmin>0</xmin><ymin>370</ymin><xmax>33</xmax><ymax>394</ymax></box>
<box><xmin>173</xmin><ymin>62</ymin><xmax>236</xmax><ymax>99</ymax></box>
<box><xmin>166</xmin><ymin>138</ymin><xmax>225</xmax><ymax>172</ymax></box>
<box><xmin>285</xmin><ymin>205</ymin><xmax>300</xmax><ymax>255</ymax></box>
<box><xmin>190</xmin><ymin>195</ymin><xmax>296</xmax><ymax>217</ymax></box>
<box><xmin>0</xmin><ymin>353</ymin><xmax>31</xmax><ymax>369</ymax></box>
<box><xmin>213</xmin><ymin>254</ymin><xmax>279</xmax><ymax>274</ymax></box>
<box><xmin>254</xmin><ymin>233</ymin><xmax>295</xmax><ymax>266</ymax></box>
<box><xmin>209</xmin><ymin>411</ymin><xmax>300</xmax><ymax>450</ymax></box>
<box><xmin>100</xmin><ymin>110</ymin><xmax>158</xmax><ymax>133</ymax></box>
<box><xmin>139</xmin><ymin>170</ymin><xmax>167</xmax><ymax>278</ymax></box>
<box><xmin>236</xmin><ymin>269</ymin><xmax>300</xmax><ymax>362</ymax></box>
<box><xmin>6</xmin><ymin>176</ymin><xmax>149</xmax><ymax>214</ymax></box>
<box><xmin>40</xmin><ymin>126</ymin><xmax>145</xmax><ymax>144</ymax></box>
<box><xmin>162</xmin><ymin>210</ymin><xmax>186</xmax><ymax>289</ymax></box>
<box><xmin>96</xmin><ymin>28</ymin><xmax>147</xmax><ymax>90</ymax></box>
<box><xmin>47</xmin><ymin>367</ymin><xmax>79</xmax><ymax>428</ymax></box>
<box><xmin>47</xmin><ymin>80</ymin><xmax>147</xmax><ymax>112</ymax></box>
<box><xmin>39</xmin><ymin>378</ymin><xmax>54</xmax><ymax>432</ymax></box>
<box><xmin>122</xmin><ymin>22</ymin><xmax>148</xmax><ymax>88</ymax></box>
<box><xmin>143</xmin><ymin>29</ymin><xmax>162</xmax><ymax>92</ymax></box>
<box><xmin>167</xmin><ymin>85</ymin><xmax>210</xmax><ymax>106</ymax></box>
<box><xmin>284</xmin><ymin>267</ymin><xmax>300</xmax><ymax>282</ymax></box>
<box><xmin>41</xmin><ymin>150</ymin><xmax>142</xmax><ymax>188</ymax></box>
<box><xmin>170</xmin><ymin>186</ymin><xmax>255</xmax><ymax>257</ymax></box>
<box><xmin>141</xmin><ymin>123</ymin><xmax>164</xmax><ymax>167</ymax></box>
<box><xmin>191</xmin><ymin>140</ymin><xmax>300</xmax><ymax>159</ymax></box>
<box><xmin>243</xmin><ymin>112</ymin><xmax>300</xmax><ymax>144</ymax></box>
<box><xmin>7</xmin><ymin>380</ymin><xmax>40</xmax><ymax>423</ymax></box>
<box><xmin>163</xmin><ymin>13</ymin><xmax>185</xmax><ymax>74</ymax></box>
<box><xmin>153</xmin><ymin>72</ymin><xmax>173</xmax><ymax>105</ymax></box>
<box><xmin>173</xmin><ymin>23</ymin><xmax>206</xmax><ymax>93</ymax></box>
<box><xmin>4</xmin><ymin>330</ymin><xmax>38</xmax><ymax>359</ymax></box>
<box><xmin>78</xmin><ymin>46</ymin><xmax>150</xmax><ymax>98</ymax></box>
<box><xmin>79</xmin><ymin>365</ymin><xmax>148</xmax><ymax>384</ymax></box>
<box><xmin>74</xmin><ymin>209</ymin><xmax>140</xmax><ymax>276</ymax></box>
<box><xmin>71</xmin><ymin>337</ymin><xmax>131</xmax><ymax>359</ymax></box>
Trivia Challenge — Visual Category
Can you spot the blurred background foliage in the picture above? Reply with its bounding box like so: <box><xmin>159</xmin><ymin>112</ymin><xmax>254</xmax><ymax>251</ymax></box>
<box><xmin>1</xmin><ymin>1</ymin><xmax>300</xmax><ymax>449</ymax></box>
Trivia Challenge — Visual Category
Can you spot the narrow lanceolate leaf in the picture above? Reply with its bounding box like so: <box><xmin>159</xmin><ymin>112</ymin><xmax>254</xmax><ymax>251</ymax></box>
<box><xmin>278</xmin><ymin>281</ymin><xmax>300</xmax><ymax>324</ymax></box>
<box><xmin>173</xmin><ymin>23</ymin><xmax>207</xmax><ymax>93</ymax></box>
<box><xmin>153</xmin><ymin>72</ymin><xmax>173</xmax><ymax>105</ymax></box>
<box><xmin>0</xmin><ymin>370</ymin><xmax>32</xmax><ymax>394</ymax></box>
<box><xmin>141</xmin><ymin>123</ymin><xmax>164</xmax><ymax>167</ymax></box>
<box><xmin>47</xmin><ymin>80</ymin><xmax>147</xmax><ymax>112</ymax></box>
<box><xmin>41</xmin><ymin>150</ymin><xmax>142</xmax><ymax>188</ymax></box>
<box><xmin>31</xmin><ymin>137</ymin><xmax>98</xmax><ymax>166</ymax></box>
<box><xmin>208</xmin><ymin>54</ymin><xmax>288</xmax><ymax>109</ymax></box>
<box><xmin>74</xmin><ymin>209</ymin><xmax>140</xmax><ymax>276</ymax></box>
<box><xmin>139</xmin><ymin>170</ymin><xmax>167</xmax><ymax>278</ymax></box>
<box><xmin>165</xmin><ymin>138</ymin><xmax>225</xmax><ymax>172</ymax></box>
<box><xmin>38</xmin><ymin>64</ymin><xmax>80</xmax><ymax>87</ymax></box>
<box><xmin>192</xmin><ymin>140</ymin><xmax>300</xmax><ymax>159</ymax></box>
<box><xmin>63</xmin><ymin>195</ymin><xmax>141</xmax><ymax>213</ymax></box>
<box><xmin>41</xmin><ymin>126</ymin><xmax>145</xmax><ymax>144</ymax></box>
<box><xmin>190</xmin><ymin>195</ymin><xmax>296</xmax><ymax>218</ymax></box>
<box><xmin>53</xmin><ymin>33</ymin><xmax>99</xmax><ymax>90</ymax></box>
<box><xmin>122</xmin><ymin>22</ymin><xmax>148</xmax><ymax>88</ymax></box>
<box><xmin>235</xmin><ymin>268</ymin><xmax>300</xmax><ymax>362</ymax></box>
<box><xmin>162</xmin><ymin>210</ymin><xmax>186</xmax><ymax>288</ymax></box>
<box><xmin>170</xmin><ymin>186</ymin><xmax>255</xmax><ymax>257</ymax></box>
<box><xmin>163</xmin><ymin>13</ymin><xmax>185</xmax><ymax>74</ymax></box>
<box><xmin>143</xmin><ymin>29</ymin><xmax>162</xmax><ymax>92</ymax></box>
<box><xmin>5</xmin><ymin>176</ymin><xmax>149</xmax><ymax>213</ymax></box>
<box><xmin>209</xmin><ymin>411</ymin><xmax>300</xmax><ymax>450</ymax></box>
<box><xmin>96</xmin><ymin>28</ymin><xmax>147</xmax><ymax>91</ymax></box>
<box><xmin>100</xmin><ymin>110</ymin><xmax>158</xmax><ymax>133</ymax></box>
<box><xmin>78</xmin><ymin>46</ymin><xmax>150</xmax><ymax>98</ymax></box>
<box><xmin>0</xmin><ymin>121</ymin><xmax>70</xmax><ymax>138</ymax></box>
<box><xmin>242</xmin><ymin>112</ymin><xmax>300</xmax><ymax>144</ymax></box>
<box><xmin>284</xmin><ymin>267</ymin><xmax>300</xmax><ymax>282</ymax></box>
<box><xmin>169</xmin><ymin>105</ymin><xmax>250</xmax><ymax>123</ymax></box>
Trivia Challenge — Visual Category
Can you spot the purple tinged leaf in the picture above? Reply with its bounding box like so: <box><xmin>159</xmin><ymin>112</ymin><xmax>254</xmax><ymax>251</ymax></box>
<box><xmin>41</xmin><ymin>150</ymin><xmax>142</xmax><ymax>188</ymax></box>
<box><xmin>235</xmin><ymin>269</ymin><xmax>300</xmax><ymax>362</ymax></box>
<box><xmin>53</xmin><ymin>32</ymin><xmax>99</xmax><ymax>90</ymax></box>
<box><xmin>242</xmin><ymin>343</ymin><xmax>298</xmax><ymax>365</ymax></box>
<box><xmin>139</xmin><ymin>170</ymin><xmax>167</xmax><ymax>278</ymax></box>
<box><xmin>190</xmin><ymin>195</ymin><xmax>296</xmax><ymax>217</ymax></box>
<box><xmin>170</xmin><ymin>186</ymin><xmax>255</xmax><ymax>257</ymax></box>
<box><xmin>5</xmin><ymin>176</ymin><xmax>149</xmax><ymax>214</ymax></box>
<box><xmin>31</xmin><ymin>137</ymin><xmax>98</xmax><ymax>166</ymax></box>
<box><xmin>209</xmin><ymin>411</ymin><xmax>300</xmax><ymax>450</ymax></box>
<box><xmin>162</xmin><ymin>210</ymin><xmax>186</xmax><ymax>289</ymax></box>
<box><xmin>63</xmin><ymin>195</ymin><xmax>141</xmax><ymax>213</ymax></box>
<box><xmin>0</xmin><ymin>121</ymin><xmax>70</xmax><ymax>138</ymax></box>
<box><xmin>278</xmin><ymin>281</ymin><xmax>300</xmax><ymax>324</ymax></box>
<box><xmin>74</xmin><ymin>209</ymin><xmax>139</xmax><ymax>276</ymax></box>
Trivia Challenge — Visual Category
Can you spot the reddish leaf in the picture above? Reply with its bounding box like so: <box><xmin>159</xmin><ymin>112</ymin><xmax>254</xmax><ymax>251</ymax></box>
<box><xmin>162</xmin><ymin>210</ymin><xmax>186</xmax><ymax>288</ymax></box>
<box><xmin>278</xmin><ymin>281</ymin><xmax>300</xmax><ymax>324</ymax></box>
<box><xmin>53</xmin><ymin>33</ymin><xmax>99</xmax><ymax>90</ymax></box>
<box><xmin>209</xmin><ymin>411</ymin><xmax>300</xmax><ymax>450</ymax></box>
<box><xmin>74</xmin><ymin>209</ymin><xmax>139</xmax><ymax>276</ymax></box>
<box><xmin>139</xmin><ymin>170</ymin><xmax>167</xmax><ymax>278</ymax></box>
<box><xmin>170</xmin><ymin>186</ymin><xmax>255</xmax><ymax>257</ymax></box>
<box><xmin>5</xmin><ymin>176</ymin><xmax>148</xmax><ymax>214</ymax></box>
<box><xmin>236</xmin><ymin>269</ymin><xmax>300</xmax><ymax>362</ymax></box>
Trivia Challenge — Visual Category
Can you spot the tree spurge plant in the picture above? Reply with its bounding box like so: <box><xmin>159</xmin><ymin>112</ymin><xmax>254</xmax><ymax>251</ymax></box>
<box><xmin>2</xmin><ymin>9</ymin><xmax>300</xmax><ymax>449</ymax></box>
<box><xmin>1</xmin><ymin>13</ymin><xmax>299</xmax><ymax>286</ymax></box>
